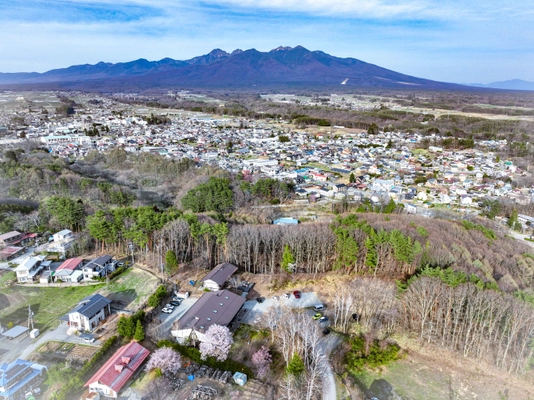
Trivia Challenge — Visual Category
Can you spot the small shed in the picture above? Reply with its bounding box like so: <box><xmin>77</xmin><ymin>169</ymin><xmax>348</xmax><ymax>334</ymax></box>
<box><xmin>233</xmin><ymin>372</ymin><xmax>247</xmax><ymax>386</ymax></box>
<box><xmin>2</xmin><ymin>325</ymin><xmax>29</xmax><ymax>339</ymax></box>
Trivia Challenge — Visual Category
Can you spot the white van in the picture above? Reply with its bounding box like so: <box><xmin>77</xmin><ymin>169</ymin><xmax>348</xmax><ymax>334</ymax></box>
<box><xmin>314</xmin><ymin>304</ymin><xmax>326</xmax><ymax>311</ymax></box>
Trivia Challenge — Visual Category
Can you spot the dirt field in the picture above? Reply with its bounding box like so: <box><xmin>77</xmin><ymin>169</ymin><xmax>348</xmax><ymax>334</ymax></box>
<box><xmin>30</xmin><ymin>340</ymin><xmax>99</xmax><ymax>365</ymax></box>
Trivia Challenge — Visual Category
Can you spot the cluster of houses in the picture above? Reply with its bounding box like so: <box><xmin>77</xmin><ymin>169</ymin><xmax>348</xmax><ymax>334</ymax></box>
<box><xmin>12</xmin><ymin>254</ymin><xmax>116</xmax><ymax>284</ymax></box>
<box><xmin>2</xmin><ymin>92</ymin><xmax>534</xmax><ymax>217</ymax></box>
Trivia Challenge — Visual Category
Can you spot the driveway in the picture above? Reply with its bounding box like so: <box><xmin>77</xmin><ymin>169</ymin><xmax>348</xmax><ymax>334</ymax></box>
<box><xmin>156</xmin><ymin>297</ymin><xmax>198</xmax><ymax>333</ymax></box>
<box><xmin>319</xmin><ymin>333</ymin><xmax>343</xmax><ymax>400</ymax></box>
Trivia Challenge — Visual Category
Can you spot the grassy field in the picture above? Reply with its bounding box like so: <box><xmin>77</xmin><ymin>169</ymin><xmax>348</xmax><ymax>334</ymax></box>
<box><xmin>350</xmin><ymin>350</ymin><xmax>534</xmax><ymax>400</ymax></box>
<box><xmin>0</xmin><ymin>267</ymin><xmax>159</xmax><ymax>332</ymax></box>
<box><xmin>99</xmin><ymin>267</ymin><xmax>159</xmax><ymax>309</ymax></box>
<box><xmin>0</xmin><ymin>274</ymin><xmax>104</xmax><ymax>331</ymax></box>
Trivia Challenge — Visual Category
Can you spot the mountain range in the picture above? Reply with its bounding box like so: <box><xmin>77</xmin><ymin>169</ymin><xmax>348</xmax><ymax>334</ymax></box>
<box><xmin>468</xmin><ymin>79</ymin><xmax>534</xmax><ymax>91</ymax></box>
<box><xmin>0</xmin><ymin>46</ymin><xmax>490</xmax><ymax>91</ymax></box>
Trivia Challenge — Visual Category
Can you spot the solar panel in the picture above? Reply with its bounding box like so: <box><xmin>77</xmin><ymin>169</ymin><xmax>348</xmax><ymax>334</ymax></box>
<box><xmin>5</xmin><ymin>363</ymin><xmax>25</xmax><ymax>380</ymax></box>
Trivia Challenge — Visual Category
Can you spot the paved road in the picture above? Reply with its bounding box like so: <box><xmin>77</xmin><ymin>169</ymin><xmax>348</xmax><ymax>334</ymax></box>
<box><xmin>509</xmin><ymin>230</ymin><xmax>534</xmax><ymax>249</ymax></box>
<box><xmin>0</xmin><ymin>321</ymin><xmax>99</xmax><ymax>364</ymax></box>
<box><xmin>319</xmin><ymin>333</ymin><xmax>343</xmax><ymax>400</ymax></box>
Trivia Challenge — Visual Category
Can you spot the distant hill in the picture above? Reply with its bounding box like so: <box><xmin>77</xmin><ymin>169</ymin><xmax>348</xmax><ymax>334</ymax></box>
<box><xmin>0</xmin><ymin>46</ymin><xmax>470</xmax><ymax>91</ymax></box>
<box><xmin>469</xmin><ymin>79</ymin><xmax>534</xmax><ymax>91</ymax></box>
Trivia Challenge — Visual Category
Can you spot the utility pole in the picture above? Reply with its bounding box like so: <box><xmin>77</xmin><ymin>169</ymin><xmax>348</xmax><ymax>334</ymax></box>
<box><xmin>28</xmin><ymin>305</ymin><xmax>34</xmax><ymax>331</ymax></box>
<box><xmin>129</xmin><ymin>242</ymin><xmax>134</xmax><ymax>266</ymax></box>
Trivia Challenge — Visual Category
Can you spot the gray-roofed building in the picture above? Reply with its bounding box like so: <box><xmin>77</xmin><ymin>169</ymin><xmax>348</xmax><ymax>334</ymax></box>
<box><xmin>67</xmin><ymin>294</ymin><xmax>112</xmax><ymax>332</ymax></box>
<box><xmin>82</xmin><ymin>255</ymin><xmax>114</xmax><ymax>280</ymax></box>
<box><xmin>201</xmin><ymin>262</ymin><xmax>238</xmax><ymax>291</ymax></box>
<box><xmin>171</xmin><ymin>290</ymin><xmax>245</xmax><ymax>344</ymax></box>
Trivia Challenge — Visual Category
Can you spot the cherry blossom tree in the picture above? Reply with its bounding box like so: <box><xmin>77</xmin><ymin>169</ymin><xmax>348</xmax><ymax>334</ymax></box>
<box><xmin>251</xmin><ymin>346</ymin><xmax>272</xmax><ymax>378</ymax></box>
<box><xmin>199</xmin><ymin>324</ymin><xmax>234</xmax><ymax>361</ymax></box>
<box><xmin>145</xmin><ymin>347</ymin><xmax>182</xmax><ymax>375</ymax></box>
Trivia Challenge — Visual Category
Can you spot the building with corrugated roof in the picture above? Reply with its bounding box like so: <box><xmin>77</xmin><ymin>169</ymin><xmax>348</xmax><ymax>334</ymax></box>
<box><xmin>171</xmin><ymin>290</ymin><xmax>244</xmax><ymax>344</ymax></box>
<box><xmin>84</xmin><ymin>341</ymin><xmax>150</xmax><ymax>398</ymax></box>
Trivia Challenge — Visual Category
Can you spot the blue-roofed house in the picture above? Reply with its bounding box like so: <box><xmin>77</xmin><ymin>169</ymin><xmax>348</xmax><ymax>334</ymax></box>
<box><xmin>0</xmin><ymin>359</ymin><xmax>47</xmax><ymax>400</ymax></box>
<box><xmin>67</xmin><ymin>294</ymin><xmax>112</xmax><ymax>332</ymax></box>
<box><xmin>273</xmin><ymin>217</ymin><xmax>299</xmax><ymax>225</ymax></box>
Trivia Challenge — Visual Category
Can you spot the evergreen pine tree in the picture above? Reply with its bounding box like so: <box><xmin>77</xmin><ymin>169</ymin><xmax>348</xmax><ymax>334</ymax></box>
<box><xmin>134</xmin><ymin>320</ymin><xmax>145</xmax><ymax>341</ymax></box>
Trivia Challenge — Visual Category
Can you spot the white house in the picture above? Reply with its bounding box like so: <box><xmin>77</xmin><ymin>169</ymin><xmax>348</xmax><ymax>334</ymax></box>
<box><xmin>53</xmin><ymin>229</ymin><xmax>74</xmax><ymax>242</ymax></box>
<box><xmin>201</xmin><ymin>262</ymin><xmax>238</xmax><ymax>291</ymax></box>
<box><xmin>84</xmin><ymin>341</ymin><xmax>150</xmax><ymax>398</ymax></box>
<box><xmin>67</xmin><ymin>294</ymin><xmax>112</xmax><ymax>332</ymax></box>
<box><xmin>15</xmin><ymin>255</ymin><xmax>46</xmax><ymax>283</ymax></box>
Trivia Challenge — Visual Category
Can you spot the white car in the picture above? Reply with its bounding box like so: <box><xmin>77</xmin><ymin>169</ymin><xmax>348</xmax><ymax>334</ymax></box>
<box><xmin>164</xmin><ymin>303</ymin><xmax>175</xmax><ymax>309</ymax></box>
<box><xmin>272</xmin><ymin>295</ymin><xmax>279</xmax><ymax>301</ymax></box>
<box><xmin>162</xmin><ymin>307</ymin><xmax>173</xmax><ymax>314</ymax></box>
<box><xmin>283</xmin><ymin>293</ymin><xmax>291</xmax><ymax>299</ymax></box>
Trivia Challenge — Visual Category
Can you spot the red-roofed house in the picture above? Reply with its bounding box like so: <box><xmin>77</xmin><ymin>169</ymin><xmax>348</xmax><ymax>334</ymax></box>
<box><xmin>54</xmin><ymin>257</ymin><xmax>84</xmax><ymax>282</ymax></box>
<box><xmin>84</xmin><ymin>341</ymin><xmax>150</xmax><ymax>398</ymax></box>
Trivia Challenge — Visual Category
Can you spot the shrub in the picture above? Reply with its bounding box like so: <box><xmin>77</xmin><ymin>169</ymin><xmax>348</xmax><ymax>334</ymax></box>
<box><xmin>346</xmin><ymin>335</ymin><xmax>400</xmax><ymax>372</ymax></box>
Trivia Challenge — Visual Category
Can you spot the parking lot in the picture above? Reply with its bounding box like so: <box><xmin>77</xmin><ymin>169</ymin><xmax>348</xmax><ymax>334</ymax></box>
<box><xmin>240</xmin><ymin>291</ymin><xmax>324</xmax><ymax>325</ymax></box>
<box><xmin>156</xmin><ymin>297</ymin><xmax>198</xmax><ymax>331</ymax></box>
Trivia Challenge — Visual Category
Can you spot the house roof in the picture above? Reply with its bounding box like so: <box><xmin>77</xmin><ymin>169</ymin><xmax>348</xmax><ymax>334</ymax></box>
<box><xmin>175</xmin><ymin>289</ymin><xmax>245</xmax><ymax>333</ymax></box>
<box><xmin>84</xmin><ymin>341</ymin><xmax>150</xmax><ymax>394</ymax></box>
<box><xmin>0</xmin><ymin>359</ymin><xmax>46</xmax><ymax>398</ymax></box>
<box><xmin>69</xmin><ymin>294</ymin><xmax>111</xmax><ymax>318</ymax></box>
<box><xmin>56</xmin><ymin>257</ymin><xmax>84</xmax><ymax>272</ymax></box>
<box><xmin>54</xmin><ymin>229</ymin><xmax>72</xmax><ymax>237</ymax></box>
<box><xmin>15</xmin><ymin>256</ymin><xmax>45</xmax><ymax>272</ymax></box>
<box><xmin>201</xmin><ymin>263</ymin><xmax>238</xmax><ymax>286</ymax></box>
<box><xmin>85</xmin><ymin>255</ymin><xmax>112</xmax><ymax>270</ymax></box>
<box><xmin>0</xmin><ymin>231</ymin><xmax>21</xmax><ymax>242</ymax></box>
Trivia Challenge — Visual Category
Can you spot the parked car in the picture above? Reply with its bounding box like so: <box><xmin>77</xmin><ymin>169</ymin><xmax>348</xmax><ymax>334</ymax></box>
<box><xmin>313</xmin><ymin>313</ymin><xmax>322</xmax><ymax>320</ymax></box>
<box><xmin>170</xmin><ymin>301</ymin><xmax>181</xmax><ymax>307</ymax></box>
<box><xmin>164</xmin><ymin>303</ymin><xmax>175</xmax><ymax>309</ymax></box>
<box><xmin>322</xmin><ymin>328</ymin><xmax>331</xmax><ymax>335</ymax></box>
<box><xmin>283</xmin><ymin>293</ymin><xmax>291</xmax><ymax>299</ymax></box>
<box><xmin>256</xmin><ymin>297</ymin><xmax>264</xmax><ymax>303</ymax></box>
<box><xmin>314</xmin><ymin>304</ymin><xmax>326</xmax><ymax>312</ymax></box>
<box><xmin>117</xmin><ymin>262</ymin><xmax>125</xmax><ymax>267</ymax></box>
<box><xmin>272</xmin><ymin>295</ymin><xmax>279</xmax><ymax>301</ymax></box>
<box><xmin>171</xmin><ymin>297</ymin><xmax>184</xmax><ymax>303</ymax></box>
<box><xmin>83</xmin><ymin>337</ymin><xmax>95</xmax><ymax>343</ymax></box>
<box><xmin>319</xmin><ymin>316</ymin><xmax>329</xmax><ymax>323</ymax></box>
<box><xmin>293</xmin><ymin>290</ymin><xmax>301</xmax><ymax>299</ymax></box>
<box><xmin>162</xmin><ymin>307</ymin><xmax>173</xmax><ymax>314</ymax></box>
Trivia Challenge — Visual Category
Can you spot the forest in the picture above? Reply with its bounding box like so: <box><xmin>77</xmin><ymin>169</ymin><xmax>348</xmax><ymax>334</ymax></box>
<box><xmin>3</xmin><ymin>143</ymin><xmax>534</xmax><ymax>378</ymax></box>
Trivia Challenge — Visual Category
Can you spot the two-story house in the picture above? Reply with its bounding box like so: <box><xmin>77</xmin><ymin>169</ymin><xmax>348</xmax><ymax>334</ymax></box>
<box><xmin>82</xmin><ymin>255</ymin><xmax>114</xmax><ymax>280</ymax></box>
<box><xmin>67</xmin><ymin>294</ymin><xmax>112</xmax><ymax>332</ymax></box>
<box><xmin>14</xmin><ymin>255</ymin><xmax>46</xmax><ymax>283</ymax></box>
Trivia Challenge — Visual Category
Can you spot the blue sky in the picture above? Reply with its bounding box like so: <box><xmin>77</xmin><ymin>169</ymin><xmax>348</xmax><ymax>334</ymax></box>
<box><xmin>1</xmin><ymin>0</ymin><xmax>533</xmax><ymax>83</ymax></box>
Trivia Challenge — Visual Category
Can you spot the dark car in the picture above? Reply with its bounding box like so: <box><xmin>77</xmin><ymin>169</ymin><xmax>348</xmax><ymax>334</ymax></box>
<box><xmin>170</xmin><ymin>301</ymin><xmax>181</xmax><ymax>307</ymax></box>
<box><xmin>352</xmin><ymin>313</ymin><xmax>360</xmax><ymax>322</ymax></box>
<box><xmin>256</xmin><ymin>297</ymin><xmax>264</xmax><ymax>303</ymax></box>
<box><xmin>293</xmin><ymin>290</ymin><xmax>301</xmax><ymax>299</ymax></box>
<box><xmin>319</xmin><ymin>316</ymin><xmax>329</xmax><ymax>323</ymax></box>
<box><xmin>322</xmin><ymin>328</ymin><xmax>331</xmax><ymax>335</ymax></box>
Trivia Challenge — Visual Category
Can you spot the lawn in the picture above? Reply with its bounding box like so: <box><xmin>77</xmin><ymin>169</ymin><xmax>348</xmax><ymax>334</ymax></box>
<box><xmin>0</xmin><ymin>267</ymin><xmax>158</xmax><ymax>332</ymax></box>
<box><xmin>0</xmin><ymin>280</ymin><xmax>104</xmax><ymax>331</ymax></box>
<box><xmin>99</xmin><ymin>267</ymin><xmax>159</xmax><ymax>309</ymax></box>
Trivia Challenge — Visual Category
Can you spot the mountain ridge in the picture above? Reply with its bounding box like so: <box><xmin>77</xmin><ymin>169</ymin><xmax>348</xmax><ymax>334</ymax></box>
<box><xmin>0</xmin><ymin>46</ymin><xmax>471</xmax><ymax>91</ymax></box>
